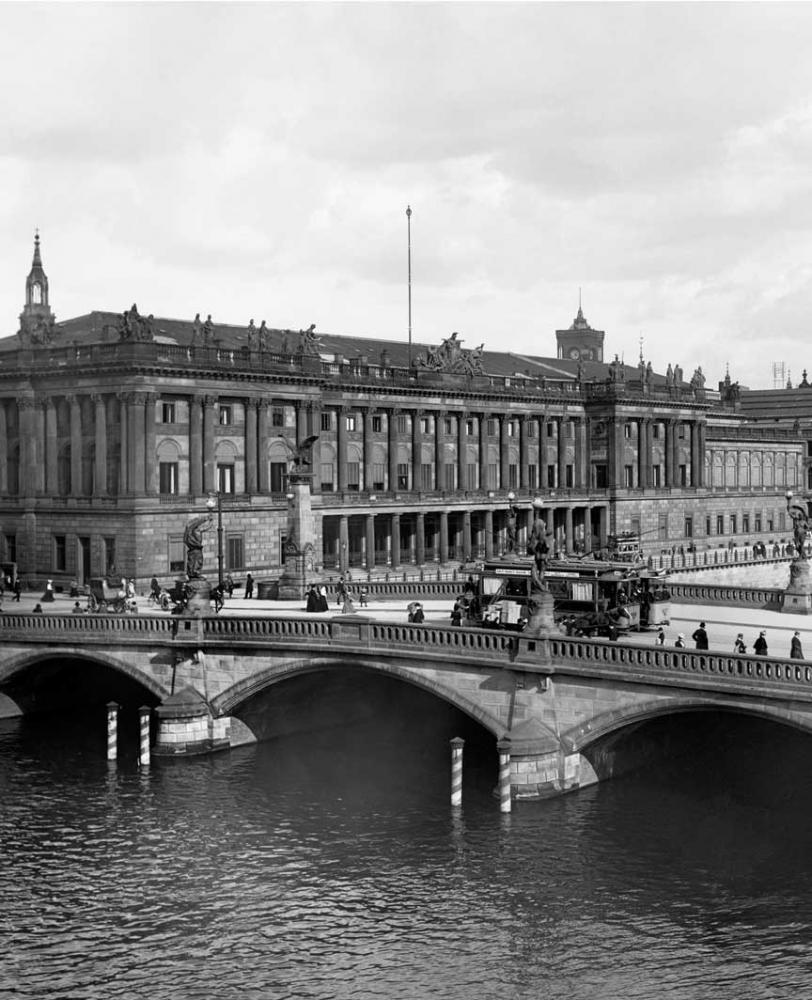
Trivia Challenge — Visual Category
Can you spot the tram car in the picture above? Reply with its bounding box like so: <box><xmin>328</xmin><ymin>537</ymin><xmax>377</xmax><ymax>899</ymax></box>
<box><xmin>474</xmin><ymin>557</ymin><xmax>671</xmax><ymax>634</ymax></box>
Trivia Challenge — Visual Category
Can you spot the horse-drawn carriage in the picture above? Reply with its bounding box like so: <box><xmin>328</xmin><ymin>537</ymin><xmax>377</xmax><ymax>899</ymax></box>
<box><xmin>87</xmin><ymin>578</ymin><xmax>128</xmax><ymax>613</ymax></box>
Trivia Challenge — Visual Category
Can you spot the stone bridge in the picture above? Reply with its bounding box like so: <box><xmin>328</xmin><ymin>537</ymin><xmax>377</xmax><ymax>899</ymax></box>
<box><xmin>3</xmin><ymin>611</ymin><xmax>812</xmax><ymax>801</ymax></box>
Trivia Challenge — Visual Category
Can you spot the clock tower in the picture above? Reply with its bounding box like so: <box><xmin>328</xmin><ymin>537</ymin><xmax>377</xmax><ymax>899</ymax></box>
<box><xmin>555</xmin><ymin>299</ymin><xmax>604</xmax><ymax>362</ymax></box>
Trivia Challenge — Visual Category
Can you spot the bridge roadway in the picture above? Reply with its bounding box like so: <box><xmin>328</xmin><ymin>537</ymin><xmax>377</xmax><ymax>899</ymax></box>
<box><xmin>3</xmin><ymin>588</ymin><xmax>812</xmax><ymax>802</ymax></box>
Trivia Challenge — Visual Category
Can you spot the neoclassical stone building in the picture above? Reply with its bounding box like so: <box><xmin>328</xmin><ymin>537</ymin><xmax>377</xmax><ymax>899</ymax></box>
<box><xmin>0</xmin><ymin>237</ymin><xmax>803</xmax><ymax>588</ymax></box>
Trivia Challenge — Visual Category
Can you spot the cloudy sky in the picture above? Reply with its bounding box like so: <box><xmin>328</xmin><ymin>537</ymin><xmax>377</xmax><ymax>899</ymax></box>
<box><xmin>2</xmin><ymin>2</ymin><xmax>812</xmax><ymax>388</ymax></box>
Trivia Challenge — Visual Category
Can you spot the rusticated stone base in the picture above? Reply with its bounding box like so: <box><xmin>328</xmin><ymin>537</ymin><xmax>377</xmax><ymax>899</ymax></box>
<box><xmin>153</xmin><ymin>685</ymin><xmax>230</xmax><ymax>756</ymax></box>
<box><xmin>498</xmin><ymin>720</ymin><xmax>599</xmax><ymax>800</ymax></box>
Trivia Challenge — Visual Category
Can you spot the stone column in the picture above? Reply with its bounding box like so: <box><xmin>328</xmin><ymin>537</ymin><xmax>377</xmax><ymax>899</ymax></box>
<box><xmin>484</xmin><ymin>509</ymin><xmax>494</xmax><ymax>558</ymax></box>
<box><xmin>68</xmin><ymin>394</ymin><xmax>82</xmax><ymax>497</ymax></box>
<box><xmin>478</xmin><ymin>414</ymin><xmax>488</xmax><ymax>491</ymax></box>
<box><xmin>457</xmin><ymin>412</ymin><xmax>467</xmax><ymax>492</ymax></box>
<box><xmin>245</xmin><ymin>399</ymin><xmax>258</xmax><ymax>495</ymax></box>
<box><xmin>388</xmin><ymin>409</ymin><xmax>400</xmax><ymax>493</ymax></box>
<box><xmin>307</xmin><ymin>402</ymin><xmax>322</xmax><ymax>494</ymax></box>
<box><xmin>0</xmin><ymin>402</ymin><xmax>6</xmax><ymax>494</ymax></box>
<box><xmin>439</xmin><ymin>510</ymin><xmax>449</xmax><ymax>563</ymax></box>
<box><xmin>18</xmin><ymin>399</ymin><xmax>36</xmax><ymax>496</ymax></box>
<box><xmin>118</xmin><ymin>394</ymin><xmax>128</xmax><ymax>495</ymax></box>
<box><xmin>411</xmin><ymin>409</ymin><xmax>422</xmax><ymax>492</ymax></box>
<box><xmin>557</xmin><ymin>417</ymin><xmax>567</xmax><ymax>489</ymax></box>
<box><xmin>690</xmin><ymin>421</ymin><xmax>701</xmax><ymax>488</ymax></box>
<box><xmin>32</xmin><ymin>403</ymin><xmax>44</xmax><ymax>495</ymax></box>
<box><xmin>416</xmin><ymin>512</ymin><xmax>425</xmax><ymax>565</ymax></box>
<box><xmin>339</xmin><ymin>515</ymin><xmax>349</xmax><ymax>573</ymax></box>
<box><xmin>337</xmin><ymin>407</ymin><xmax>348</xmax><ymax>492</ymax></box>
<box><xmin>257</xmin><ymin>401</ymin><xmax>271</xmax><ymax>493</ymax></box>
<box><xmin>538</xmin><ymin>412</ymin><xmax>548</xmax><ymax>488</ymax></box>
<box><xmin>391</xmin><ymin>513</ymin><xmax>401</xmax><ymax>568</ymax></box>
<box><xmin>365</xmin><ymin>513</ymin><xmax>375</xmax><ymax>570</ymax></box>
<box><xmin>189</xmin><ymin>395</ymin><xmax>203</xmax><ymax>496</ymax></box>
<box><xmin>92</xmin><ymin>394</ymin><xmax>107</xmax><ymax>496</ymax></box>
<box><xmin>697</xmin><ymin>421</ymin><xmax>707</xmax><ymax>487</ymax></box>
<box><xmin>44</xmin><ymin>398</ymin><xmax>58</xmax><ymax>495</ymax></box>
<box><xmin>145</xmin><ymin>393</ymin><xmax>158</xmax><ymax>494</ymax></box>
<box><xmin>127</xmin><ymin>392</ymin><xmax>147</xmax><ymax>496</ymax></box>
<box><xmin>573</xmin><ymin>417</ymin><xmax>584</xmax><ymax>489</ymax></box>
<box><xmin>499</xmin><ymin>414</ymin><xmax>509</xmax><ymax>490</ymax></box>
<box><xmin>583</xmin><ymin>506</ymin><xmax>593</xmax><ymax>553</ymax></box>
<box><xmin>462</xmin><ymin>510</ymin><xmax>472</xmax><ymax>561</ymax></box>
<box><xmin>434</xmin><ymin>412</ymin><xmax>445</xmax><ymax>491</ymax></box>
<box><xmin>519</xmin><ymin>416</ymin><xmax>530</xmax><ymax>489</ymax></box>
<box><xmin>664</xmin><ymin>420</ymin><xmax>674</xmax><ymax>488</ymax></box>
<box><xmin>202</xmin><ymin>395</ymin><xmax>217</xmax><ymax>494</ymax></box>
<box><xmin>363</xmin><ymin>408</ymin><xmax>375</xmax><ymax>493</ymax></box>
<box><xmin>565</xmin><ymin>506</ymin><xmax>574</xmax><ymax>554</ymax></box>
<box><xmin>607</xmin><ymin>419</ymin><xmax>622</xmax><ymax>489</ymax></box>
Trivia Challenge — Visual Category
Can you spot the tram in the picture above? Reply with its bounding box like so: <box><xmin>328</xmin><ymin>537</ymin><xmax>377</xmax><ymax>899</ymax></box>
<box><xmin>474</xmin><ymin>556</ymin><xmax>671</xmax><ymax>634</ymax></box>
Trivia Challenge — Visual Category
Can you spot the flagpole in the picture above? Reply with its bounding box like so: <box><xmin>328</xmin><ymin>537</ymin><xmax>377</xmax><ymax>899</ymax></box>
<box><xmin>406</xmin><ymin>205</ymin><xmax>412</xmax><ymax>367</ymax></box>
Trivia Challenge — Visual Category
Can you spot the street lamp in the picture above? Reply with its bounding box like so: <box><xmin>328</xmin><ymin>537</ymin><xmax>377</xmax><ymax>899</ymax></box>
<box><xmin>206</xmin><ymin>492</ymin><xmax>224</xmax><ymax>591</ymax></box>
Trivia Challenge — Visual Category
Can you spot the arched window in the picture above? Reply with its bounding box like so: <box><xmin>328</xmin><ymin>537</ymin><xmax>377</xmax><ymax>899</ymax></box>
<box><xmin>751</xmin><ymin>453</ymin><xmax>762</xmax><ymax>487</ymax></box>
<box><xmin>712</xmin><ymin>452</ymin><xmax>724</xmax><ymax>487</ymax></box>
<box><xmin>31</xmin><ymin>282</ymin><xmax>42</xmax><ymax>305</ymax></box>
<box><xmin>738</xmin><ymin>452</ymin><xmax>750</xmax><ymax>487</ymax></box>
<box><xmin>725</xmin><ymin>453</ymin><xmax>736</xmax><ymax>487</ymax></box>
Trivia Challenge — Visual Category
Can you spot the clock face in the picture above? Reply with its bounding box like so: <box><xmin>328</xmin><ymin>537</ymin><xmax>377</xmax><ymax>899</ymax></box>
<box><xmin>568</xmin><ymin>348</ymin><xmax>580</xmax><ymax>360</ymax></box>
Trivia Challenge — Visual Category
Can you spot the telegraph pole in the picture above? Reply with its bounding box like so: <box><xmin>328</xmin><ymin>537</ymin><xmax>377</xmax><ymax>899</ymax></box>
<box><xmin>406</xmin><ymin>205</ymin><xmax>412</xmax><ymax>367</ymax></box>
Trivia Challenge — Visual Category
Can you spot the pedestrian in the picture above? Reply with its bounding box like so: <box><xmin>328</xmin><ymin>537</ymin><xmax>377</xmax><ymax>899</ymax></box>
<box><xmin>674</xmin><ymin>633</ymin><xmax>686</xmax><ymax>648</ymax></box>
<box><xmin>244</xmin><ymin>573</ymin><xmax>254</xmax><ymax>599</ymax></box>
<box><xmin>318</xmin><ymin>585</ymin><xmax>329</xmax><ymax>612</ymax></box>
<box><xmin>225</xmin><ymin>573</ymin><xmax>235</xmax><ymax>598</ymax></box>
<box><xmin>754</xmin><ymin>630</ymin><xmax>768</xmax><ymax>656</ymax></box>
<box><xmin>734</xmin><ymin>633</ymin><xmax>746</xmax><ymax>654</ymax></box>
<box><xmin>359</xmin><ymin>586</ymin><xmax>368</xmax><ymax>608</ymax></box>
<box><xmin>608</xmin><ymin>623</ymin><xmax>619</xmax><ymax>641</ymax></box>
<box><xmin>791</xmin><ymin>631</ymin><xmax>804</xmax><ymax>660</ymax></box>
<box><xmin>42</xmin><ymin>579</ymin><xmax>54</xmax><ymax>603</ymax></box>
<box><xmin>692</xmin><ymin>621</ymin><xmax>709</xmax><ymax>650</ymax></box>
<box><xmin>336</xmin><ymin>575</ymin><xmax>347</xmax><ymax>607</ymax></box>
<box><xmin>71</xmin><ymin>601</ymin><xmax>84</xmax><ymax>614</ymax></box>
<box><xmin>451</xmin><ymin>598</ymin><xmax>463</xmax><ymax>627</ymax></box>
<box><xmin>12</xmin><ymin>578</ymin><xmax>21</xmax><ymax>602</ymax></box>
<box><xmin>656</xmin><ymin>627</ymin><xmax>665</xmax><ymax>646</ymax></box>
<box><xmin>32</xmin><ymin>603</ymin><xmax>43</xmax><ymax>614</ymax></box>
<box><xmin>412</xmin><ymin>603</ymin><xmax>425</xmax><ymax>624</ymax></box>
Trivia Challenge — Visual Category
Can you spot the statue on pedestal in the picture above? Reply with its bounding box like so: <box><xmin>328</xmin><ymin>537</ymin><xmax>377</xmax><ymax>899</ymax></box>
<box><xmin>184</xmin><ymin>513</ymin><xmax>213</xmax><ymax>579</ymax></box>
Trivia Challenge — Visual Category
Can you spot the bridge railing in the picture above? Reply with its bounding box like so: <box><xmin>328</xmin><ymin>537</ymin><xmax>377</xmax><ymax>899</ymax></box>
<box><xmin>666</xmin><ymin>582</ymin><xmax>783</xmax><ymax>608</ymax></box>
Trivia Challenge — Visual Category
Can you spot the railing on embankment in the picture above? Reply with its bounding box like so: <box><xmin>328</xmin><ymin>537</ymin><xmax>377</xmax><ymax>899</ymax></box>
<box><xmin>666</xmin><ymin>582</ymin><xmax>783</xmax><ymax>609</ymax></box>
<box><xmin>3</xmin><ymin>613</ymin><xmax>812</xmax><ymax>702</ymax></box>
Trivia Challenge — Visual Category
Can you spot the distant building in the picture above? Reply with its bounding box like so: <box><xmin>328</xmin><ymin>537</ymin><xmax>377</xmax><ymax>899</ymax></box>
<box><xmin>0</xmin><ymin>236</ymin><xmax>802</xmax><ymax>587</ymax></box>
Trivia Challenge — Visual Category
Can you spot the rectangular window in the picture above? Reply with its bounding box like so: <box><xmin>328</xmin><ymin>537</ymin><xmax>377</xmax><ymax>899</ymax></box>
<box><xmin>730</xmin><ymin>514</ymin><xmax>738</xmax><ymax>534</ymax></box>
<box><xmin>507</xmin><ymin>421</ymin><xmax>516</xmax><ymax>438</ymax></box>
<box><xmin>466</xmin><ymin>463</ymin><xmax>477</xmax><ymax>490</ymax></box>
<box><xmin>444</xmin><ymin>463</ymin><xmax>456</xmax><ymax>490</ymax></box>
<box><xmin>678</xmin><ymin>424</ymin><xmax>686</xmax><ymax>439</ymax></box>
<box><xmin>779</xmin><ymin>511</ymin><xmax>786</xmax><ymax>530</ymax></box>
<box><xmin>270</xmin><ymin>462</ymin><xmax>287</xmax><ymax>493</ymax></box>
<box><xmin>103</xmin><ymin>536</ymin><xmax>116</xmax><ymax>575</ymax></box>
<box><xmin>219</xmin><ymin>404</ymin><xmax>232</xmax><ymax>425</ymax></box>
<box><xmin>527</xmin><ymin>422</ymin><xmax>536</xmax><ymax>438</ymax></box>
<box><xmin>631</xmin><ymin>517</ymin><xmax>641</xmax><ymax>537</ymax></box>
<box><xmin>226</xmin><ymin>535</ymin><xmax>244</xmax><ymax>571</ymax></box>
<box><xmin>466</xmin><ymin>419</ymin><xmax>475</xmax><ymax>435</ymax></box>
<box><xmin>755</xmin><ymin>514</ymin><xmax>762</xmax><ymax>532</ymax></box>
<box><xmin>54</xmin><ymin>535</ymin><xmax>66</xmax><ymax>572</ymax></box>
<box><xmin>347</xmin><ymin>462</ymin><xmax>360</xmax><ymax>490</ymax></box>
<box><xmin>159</xmin><ymin>462</ymin><xmax>179</xmax><ymax>495</ymax></box>
<box><xmin>372</xmin><ymin>415</ymin><xmax>383</xmax><ymax>433</ymax></box>
<box><xmin>397</xmin><ymin>416</ymin><xmax>408</xmax><ymax>434</ymax></box>
<box><xmin>706</xmin><ymin>516</ymin><xmax>712</xmax><ymax>536</ymax></box>
<box><xmin>743</xmin><ymin>514</ymin><xmax>750</xmax><ymax>533</ymax></box>
<box><xmin>652</xmin><ymin>465</ymin><xmax>662</xmax><ymax>487</ymax></box>
<box><xmin>487</xmin><ymin>419</ymin><xmax>496</xmax><ymax>436</ymax></box>
<box><xmin>684</xmin><ymin>516</ymin><xmax>693</xmax><ymax>538</ymax></box>
<box><xmin>652</xmin><ymin>424</ymin><xmax>660</xmax><ymax>439</ymax></box>
<box><xmin>217</xmin><ymin>464</ymin><xmax>235</xmax><ymax>494</ymax></box>
<box><xmin>346</xmin><ymin>414</ymin><xmax>356</xmax><ymax>432</ymax></box>
<box><xmin>397</xmin><ymin>463</ymin><xmax>410</xmax><ymax>490</ymax></box>
<box><xmin>679</xmin><ymin>464</ymin><xmax>687</xmax><ymax>486</ymax></box>
<box><xmin>564</xmin><ymin>464</ymin><xmax>573</xmax><ymax>488</ymax></box>
<box><xmin>624</xmin><ymin>464</ymin><xmax>634</xmax><ymax>487</ymax></box>
<box><xmin>658</xmin><ymin>515</ymin><xmax>668</xmax><ymax>541</ymax></box>
<box><xmin>547</xmin><ymin>423</ymin><xmax>555</xmax><ymax>438</ymax></box>
<box><xmin>4</xmin><ymin>534</ymin><xmax>16</xmax><ymax>565</ymax></box>
<box><xmin>716</xmin><ymin>514</ymin><xmax>725</xmax><ymax>535</ymax></box>
<box><xmin>528</xmin><ymin>465</ymin><xmax>537</xmax><ymax>489</ymax></box>
<box><xmin>624</xmin><ymin>424</ymin><xmax>632</xmax><ymax>439</ymax></box>
<box><xmin>443</xmin><ymin>418</ymin><xmax>453</xmax><ymax>435</ymax></box>
<box><xmin>161</xmin><ymin>401</ymin><xmax>176</xmax><ymax>423</ymax></box>
<box><xmin>508</xmin><ymin>464</ymin><xmax>518</xmax><ymax>488</ymax></box>
<box><xmin>168</xmin><ymin>535</ymin><xmax>185</xmax><ymax>573</ymax></box>
<box><xmin>321</xmin><ymin>412</ymin><xmax>332</xmax><ymax>432</ymax></box>
<box><xmin>767</xmin><ymin>514</ymin><xmax>774</xmax><ymax>532</ymax></box>
<box><xmin>420</xmin><ymin>417</ymin><xmax>431</xmax><ymax>434</ymax></box>
<box><xmin>547</xmin><ymin>465</ymin><xmax>556</xmax><ymax>488</ymax></box>
<box><xmin>272</xmin><ymin>407</ymin><xmax>285</xmax><ymax>427</ymax></box>
<box><xmin>487</xmin><ymin>463</ymin><xmax>498</xmax><ymax>489</ymax></box>
<box><xmin>373</xmin><ymin>463</ymin><xmax>386</xmax><ymax>490</ymax></box>
<box><xmin>320</xmin><ymin>463</ymin><xmax>334</xmax><ymax>491</ymax></box>
<box><xmin>420</xmin><ymin>463</ymin><xmax>433</xmax><ymax>490</ymax></box>
<box><xmin>593</xmin><ymin>464</ymin><xmax>607</xmax><ymax>488</ymax></box>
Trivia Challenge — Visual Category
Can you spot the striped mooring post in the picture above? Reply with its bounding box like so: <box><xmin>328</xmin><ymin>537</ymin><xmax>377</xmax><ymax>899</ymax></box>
<box><xmin>138</xmin><ymin>705</ymin><xmax>151</xmax><ymax>768</ymax></box>
<box><xmin>449</xmin><ymin>736</ymin><xmax>465</xmax><ymax>807</ymax></box>
<box><xmin>106</xmin><ymin>701</ymin><xmax>120</xmax><ymax>762</ymax></box>
<box><xmin>496</xmin><ymin>738</ymin><xmax>512</xmax><ymax>813</ymax></box>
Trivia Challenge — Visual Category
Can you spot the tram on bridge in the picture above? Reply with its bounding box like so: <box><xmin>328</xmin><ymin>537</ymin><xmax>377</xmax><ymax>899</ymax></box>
<box><xmin>473</xmin><ymin>556</ymin><xmax>671</xmax><ymax>636</ymax></box>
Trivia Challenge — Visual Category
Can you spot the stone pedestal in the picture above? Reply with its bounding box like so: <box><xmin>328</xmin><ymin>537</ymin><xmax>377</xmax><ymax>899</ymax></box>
<box><xmin>781</xmin><ymin>558</ymin><xmax>812</xmax><ymax>614</ymax></box>
<box><xmin>277</xmin><ymin>474</ymin><xmax>317</xmax><ymax>600</ymax></box>
<box><xmin>153</xmin><ymin>686</ymin><xmax>230</xmax><ymax>756</ymax></box>
<box><xmin>525</xmin><ymin>589</ymin><xmax>556</xmax><ymax>635</ymax></box>
<box><xmin>184</xmin><ymin>577</ymin><xmax>212</xmax><ymax>616</ymax></box>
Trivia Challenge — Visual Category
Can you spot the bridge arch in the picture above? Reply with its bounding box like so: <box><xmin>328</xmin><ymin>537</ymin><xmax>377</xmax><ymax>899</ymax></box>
<box><xmin>0</xmin><ymin>647</ymin><xmax>169</xmax><ymax>702</ymax></box>
<box><xmin>563</xmin><ymin>694</ymin><xmax>812</xmax><ymax>753</ymax></box>
<box><xmin>212</xmin><ymin>654</ymin><xmax>507</xmax><ymax>736</ymax></box>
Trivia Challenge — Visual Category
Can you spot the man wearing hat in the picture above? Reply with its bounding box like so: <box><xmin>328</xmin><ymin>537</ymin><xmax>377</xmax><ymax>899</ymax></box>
<box><xmin>691</xmin><ymin>621</ymin><xmax>709</xmax><ymax>650</ymax></box>
<box><xmin>791</xmin><ymin>631</ymin><xmax>804</xmax><ymax>660</ymax></box>
<box><xmin>674</xmin><ymin>633</ymin><xmax>686</xmax><ymax>648</ymax></box>
<box><xmin>754</xmin><ymin>631</ymin><xmax>768</xmax><ymax>656</ymax></box>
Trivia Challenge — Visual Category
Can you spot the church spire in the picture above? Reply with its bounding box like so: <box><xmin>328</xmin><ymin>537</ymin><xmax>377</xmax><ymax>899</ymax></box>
<box><xmin>19</xmin><ymin>230</ymin><xmax>56</xmax><ymax>345</ymax></box>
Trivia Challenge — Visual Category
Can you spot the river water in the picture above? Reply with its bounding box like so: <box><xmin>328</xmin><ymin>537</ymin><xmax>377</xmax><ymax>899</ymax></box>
<box><xmin>3</xmin><ymin>704</ymin><xmax>812</xmax><ymax>1000</ymax></box>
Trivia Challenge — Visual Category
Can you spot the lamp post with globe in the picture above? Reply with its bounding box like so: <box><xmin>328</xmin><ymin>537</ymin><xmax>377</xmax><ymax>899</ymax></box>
<box><xmin>206</xmin><ymin>492</ymin><xmax>224</xmax><ymax>594</ymax></box>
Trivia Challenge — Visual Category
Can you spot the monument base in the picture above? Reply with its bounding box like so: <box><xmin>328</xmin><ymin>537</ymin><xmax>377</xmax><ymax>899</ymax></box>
<box><xmin>184</xmin><ymin>578</ymin><xmax>213</xmax><ymax>616</ymax></box>
<box><xmin>781</xmin><ymin>558</ymin><xmax>812</xmax><ymax>615</ymax></box>
<box><xmin>525</xmin><ymin>589</ymin><xmax>556</xmax><ymax>635</ymax></box>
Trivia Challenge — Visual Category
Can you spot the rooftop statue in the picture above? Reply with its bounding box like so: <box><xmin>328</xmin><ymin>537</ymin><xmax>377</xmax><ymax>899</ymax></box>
<box><xmin>298</xmin><ymin>324</ymin><xmax>322</xmax><ymax>356</ymax></box>
<box><xmin>247</xmin><ymin>319</ymin><xmax>257</xmax><ymax>350</ymax></box>
<box><xmin>413</xmin><ymin>332</ymin><xmax>486</xmax><ymax>375</ymax></box>
<box><xmin>690</xmin><ymin>366</ymin><xmax>706</xmax><ymax>390</ymax></box>
<box><xmin>117</xmin><ymin>303</ymin><xmax>156</xmax><ymax>343</ymax></box>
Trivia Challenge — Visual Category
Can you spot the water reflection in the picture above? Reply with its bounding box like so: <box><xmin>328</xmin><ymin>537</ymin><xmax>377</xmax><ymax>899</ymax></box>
<box><xmin>3</xmin><ymin>712</ymin><xmax>812</xmax><ymax>998</ymax></box>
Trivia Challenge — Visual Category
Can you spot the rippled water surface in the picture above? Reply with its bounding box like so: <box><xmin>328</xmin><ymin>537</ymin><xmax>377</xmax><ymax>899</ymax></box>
<box><xmin>3</xmin><ymin>712</ymin><xmax>812</xmax><ymax>1000</ymax></box>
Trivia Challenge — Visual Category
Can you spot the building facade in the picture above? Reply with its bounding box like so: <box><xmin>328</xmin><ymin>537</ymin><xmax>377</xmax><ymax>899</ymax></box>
<box><xmin>0</xmin><ymin>239</ymin><xmax>803</xmax><ymax>588</ymax></box>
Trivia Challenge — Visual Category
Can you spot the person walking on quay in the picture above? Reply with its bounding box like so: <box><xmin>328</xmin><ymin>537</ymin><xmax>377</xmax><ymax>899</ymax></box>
<box><xmin>656</xmin><ymin>627</ymin><xmax>665</xmax><ymax>646</ymax></box>
<box><xmin>42</xmin><ymin>579</ymin><xmax>55</xmax><ymax>603</ymax></box>
<box><xmin>674</xmin><ymin>633</ymin><xmax>686</xmax><ymax>648</ymax></box>
<box><xmin>32</xmin><ymin>603</ymin><xmax>43</xmax><ymax>614</ymax></box>
<box><xmin>225</xmin><ymin>573</ymin><xmax>235</xmax><ymax>599</ymax></box>
<box><xmin>244</xmin><ymin>573</ymin><xmax>254</xmax><ymax>600</ymax></box>
<box><xmin>12</xmin><ymin>578</ymin><xmax>21</xmax><ymax>602</ymax></box>
<box><xmin>791</xmin><ymin>631</ymin><xmax>804</xmax><ymax>660</ymax></box>
<box><xmin>734</xmin><ymin>633</ymin><xmax>747</xmax><ymax>654</ymax></box>
<box><xmin>754</xmin><ymin>630</ymin><xmax>768</xmax><ymax>656</ymax></box>
<box><xmin>692</xmin><ymin>621</ymin><xmax>709</xmax><ymax>650</ymax></box>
